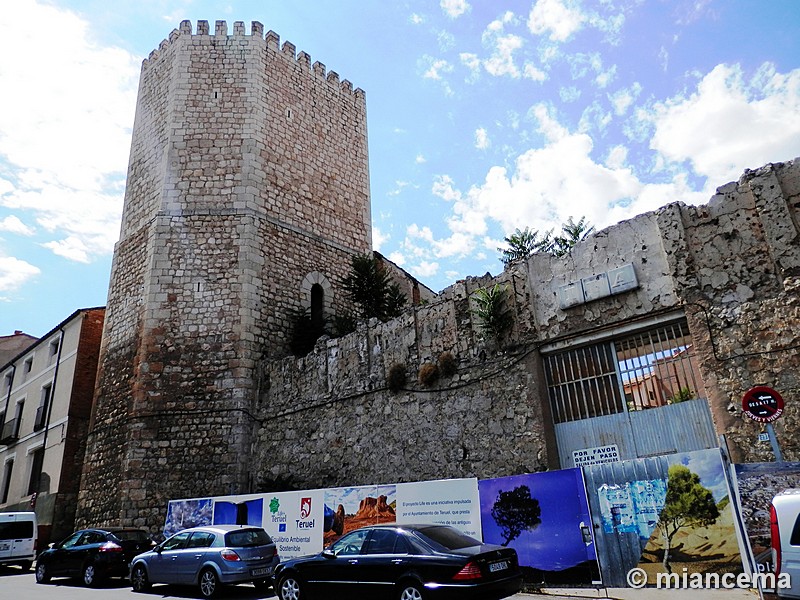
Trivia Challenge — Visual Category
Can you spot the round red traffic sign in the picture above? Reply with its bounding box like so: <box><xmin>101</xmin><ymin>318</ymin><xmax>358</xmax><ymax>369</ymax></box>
<box><xmin>742</xmin><ymin>386</ymin><xmax>784</xmax><ymax>423</ymax></box>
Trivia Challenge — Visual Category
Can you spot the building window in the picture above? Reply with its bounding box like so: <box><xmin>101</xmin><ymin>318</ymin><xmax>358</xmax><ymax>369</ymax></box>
<box><xmin>27</xmin><ymin>448</ymin><xmax>44</xmax><ymax>496</ymax></box>
<box><xmin>543</xmin><ymin>318</ymin><xmax>706</xmax><ymax>424</ymax></box>
<box><xmin>2</xmin><ymin>371</ymin><xmax>11</xmax><ymax>394</ymax></box>
<box><xmin>48</xmin><ymin>339</ymin><xmax>60</xmax><ymax>365</ymax></box>
<box><xmin>21</xmin><ymin>357</ymin><xmax>33</xmax><ymax>382</ymax></box>
<box><xmin>1</xmin><ymin>459</ymin><xmax>13</xmax><ymax>504</ymax></box>
<box><xmin>34</xmin><ymin>384</ymin><xmax>52</xmax><ymax>432</ymax></box>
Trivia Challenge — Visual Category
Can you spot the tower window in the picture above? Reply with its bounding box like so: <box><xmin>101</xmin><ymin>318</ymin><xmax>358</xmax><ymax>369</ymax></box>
<box><xmin>311</xmin><ymin>284</ymin><xmax>324</xmax><ymax>331</ymax></box>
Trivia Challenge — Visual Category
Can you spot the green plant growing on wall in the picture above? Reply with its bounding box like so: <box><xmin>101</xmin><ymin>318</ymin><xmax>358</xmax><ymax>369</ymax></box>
<box><xmin>387</xmin><ymin>363</ymin><xmax>407</xmax><ymax>392</ymax></box>
<box><xmin>418</xmin><ymin>362</ymin><xmax>440</xmax><ymax>387</ymax></box>
<box><xmin>498</xmin><ymin>217</ymin><xmax>595</xmax><ymax>264</ymax></box>
<box><xmin>669</xmin><ymin>387</ymin><xmax>694</xmax><ymax>404</ymax></box>
<box><xmin>490</xmin><ymin>485</ymin><xmax>542</xmax><ymax>546</ymax></box>
<box><xmin>657</xmin><ymin>464</ymin><xmax>720</xmax><ymax>573</ymax></box>
<box><xmin>437</xmin><ymin>351</ymin><xmax>457</xmax><ymax>378</ymax></box>
<box><xmin>342</xmin><ymin>254</ymin><xmax>407</xmax><ymax>321</ymax></box>
<box><xmin>471</xmin><ymin>284</ymin><xmax>513</xmax><ymax>343</ymax></box>
<box><xmin>498</xmin><ymin>227</ymin><xmax>547</xmax><ymax>265</ymax></box>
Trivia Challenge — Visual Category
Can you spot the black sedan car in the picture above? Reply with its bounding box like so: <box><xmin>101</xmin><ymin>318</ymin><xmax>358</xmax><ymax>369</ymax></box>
<box><xmin>35</xmin><ymin>527</ymin><xmax>155</xmax><ymax>587</ymax></box>
<box><xmin>273</xmin><ymin>524</ymin><xmax>522</xmax><ymax>600</ymax></box>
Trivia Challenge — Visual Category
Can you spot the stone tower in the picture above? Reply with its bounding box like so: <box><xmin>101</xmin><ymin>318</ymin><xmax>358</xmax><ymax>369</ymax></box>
<box><xmin>77</xmin><ymin>20</ymin><xmax>371</xmax><ymax>529</ymax></box>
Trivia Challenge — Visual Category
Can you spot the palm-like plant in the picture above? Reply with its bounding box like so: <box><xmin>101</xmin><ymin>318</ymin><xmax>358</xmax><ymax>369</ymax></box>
<box><xmin>499</xmin><ymin>217</ymin><xmax>594</xmax><ymax>263</ymax></box>
<box><xmin>471</xmin><ymin>284</ymin><xmax>513</xmax><ymax>342</ymax></box>
<box><xmin>342</xmin><ymin>254</ymin><xmax>407</xmax><ymax>321</ymax></box>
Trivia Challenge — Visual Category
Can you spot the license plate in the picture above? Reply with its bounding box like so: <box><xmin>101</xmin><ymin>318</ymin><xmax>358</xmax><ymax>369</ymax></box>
<box><xmin>489</xmin><ymin>560</ymin><xmax>508</xmax><ymax>572</ymax></box>
<box><xmin>251</xmin><ymin>567</ymin><xmax>272</xmax><ymax>577</ymax></box>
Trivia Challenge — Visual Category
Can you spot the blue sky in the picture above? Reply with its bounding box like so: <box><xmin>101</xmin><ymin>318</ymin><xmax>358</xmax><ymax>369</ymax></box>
<box><xmin>1</xmin><ymin>0</ymin><xmax>799</xmax><ymax>337</ymax></box>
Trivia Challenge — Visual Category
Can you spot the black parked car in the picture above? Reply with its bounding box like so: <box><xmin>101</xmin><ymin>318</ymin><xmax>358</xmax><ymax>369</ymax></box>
<box><xmin>35</xmin><ymin>528</ymin><xmax>155</xmax><ymax>587</ymax></box>
<box><xmin>273</xmin><ymin>524</ymin><xmax>522</xmax><ymax>600</ymax></box>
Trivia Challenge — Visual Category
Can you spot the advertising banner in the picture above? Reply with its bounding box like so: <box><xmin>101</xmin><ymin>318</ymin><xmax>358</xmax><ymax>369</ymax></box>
<box><xmin>260</xmin><ymin>490</ymin><xmax>325</xmax><ymax>559</ymax></box>
<box><xmin>322</xmin><ymin>484</ymin><xmax>397</xmax><ymax>547</ymax></box>
<box><xmin>479</xmin><ymin>469</ymin><xmax>599</xmax><ymax>585</ymax></box>
<box><xmin>396</xmin><ymin>478</ymin><xmax>481</xmax><ymax>540</ymax></box>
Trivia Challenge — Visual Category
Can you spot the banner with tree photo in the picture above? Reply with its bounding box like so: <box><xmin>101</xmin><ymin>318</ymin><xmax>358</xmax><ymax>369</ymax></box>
<box><xmin>478</xmin><ymin>469</ymin><xmax>600</xmax><ymax>585</ymax></box>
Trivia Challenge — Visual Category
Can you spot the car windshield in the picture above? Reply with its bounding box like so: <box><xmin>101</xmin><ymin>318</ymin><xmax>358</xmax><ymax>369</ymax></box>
<box><xmin>225</xmin><ymin>528</ymin><xmax>272</xmax><ymax>548</ymax></box>
<box><xmin>416</xmin><ymin>526</ymin><xmax>481</xmax><ymax>551</ymax></box>
<box><xmin>111</xmin><ymin>530</ymin><xmax>150</xmax><ymax>542</ymax></box>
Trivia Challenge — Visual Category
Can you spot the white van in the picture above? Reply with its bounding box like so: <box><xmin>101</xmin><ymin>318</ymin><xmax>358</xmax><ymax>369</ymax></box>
<box><xmin>0</xmin><ymin>511</ymin><xmax>38</xmax><ymax>570</ymax></box>
<box><xmin>771</xmin><ymin>489</ymin><xmax>800</xmax><ymax>598</ymax></box>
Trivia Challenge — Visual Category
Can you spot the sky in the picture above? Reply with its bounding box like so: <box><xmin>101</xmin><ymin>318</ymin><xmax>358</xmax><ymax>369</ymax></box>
<box><xmin>1</xmin><ymin>0</ymin><xmax>799</xmax><ymax>337</ymax></box>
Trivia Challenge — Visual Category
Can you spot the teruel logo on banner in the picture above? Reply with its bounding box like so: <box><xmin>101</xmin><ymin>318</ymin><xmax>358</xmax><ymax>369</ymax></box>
<box><xmin>297</xmin><ymin>497</ymin><xmax>315</xmax><ymax>528</ymax></box>
<box><xmin>300</xmin><ymin>497</ymin><xmax>312</xmax><ymax>519</ymax></box>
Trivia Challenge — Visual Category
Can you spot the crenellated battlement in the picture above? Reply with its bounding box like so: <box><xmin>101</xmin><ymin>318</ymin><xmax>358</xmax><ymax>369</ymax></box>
<box><xmin>141</xmin><ymin>19</ymin><xmax>364</xmax><ymax>99</ymax></box>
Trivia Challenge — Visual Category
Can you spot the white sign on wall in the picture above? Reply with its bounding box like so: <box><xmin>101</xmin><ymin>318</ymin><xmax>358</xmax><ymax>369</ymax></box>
<box><xmin>572</xmin><ymin>444</ymin><xmax>621</xmax><ymax>467</ymax></box>
<box><xmin>396</xmin><ymin>478</ymin><xmax>482</xmax><ymax>540</ymax></box>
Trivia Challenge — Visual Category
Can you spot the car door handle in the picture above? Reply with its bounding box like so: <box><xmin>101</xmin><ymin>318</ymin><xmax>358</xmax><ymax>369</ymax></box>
<box><xmin>348</xmin><ymin>559</ymin><xmax>359</xmax><ymax>564</ymax></box>
<box><xmin>392</xmin><ymin>559</ymin><xmax>404</xmax><ymax>564</ymax></box>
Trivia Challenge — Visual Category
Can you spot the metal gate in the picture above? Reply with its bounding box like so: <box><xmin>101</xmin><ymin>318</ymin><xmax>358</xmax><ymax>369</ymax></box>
<box><xmin>543</xmin><ymin>316</ymin><xmax>717</xmax><ymax>467</ymax></box>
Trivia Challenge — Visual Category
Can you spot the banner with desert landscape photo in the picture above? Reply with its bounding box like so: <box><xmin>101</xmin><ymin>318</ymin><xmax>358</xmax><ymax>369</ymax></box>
<box><xmin>583</xmin><ymin>447</ymin><xmax>746</xmax><ymax>586</ymax></box>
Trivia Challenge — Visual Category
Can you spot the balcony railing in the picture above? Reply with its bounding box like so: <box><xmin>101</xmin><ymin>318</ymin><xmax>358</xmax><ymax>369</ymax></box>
<box><xmin>0</xmin><ymin>417</ymin><xmax>19</xmax><ymax>445</ymax></box>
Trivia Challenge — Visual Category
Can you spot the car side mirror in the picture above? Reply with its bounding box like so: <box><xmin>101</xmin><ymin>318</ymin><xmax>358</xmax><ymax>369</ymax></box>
<box><xmin>322</xmin><ymin>548</ymin><xmax>335</xmax><ymax>559</ymax></box>
<box><xmin>154</xmin><ymin>545</ymin><xmax>163</xmax><ymax>554</ymax></box>
<box><xmin>48</xmin><ymin>542</ymin><xmax>56</xmax><ymax>550</ymax></box>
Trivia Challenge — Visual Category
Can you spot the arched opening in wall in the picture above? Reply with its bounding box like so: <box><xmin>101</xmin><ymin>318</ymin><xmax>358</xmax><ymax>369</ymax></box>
<box><xmin>311</xmin><ymin>284</ymin><xmax>324</xmax><ymax>331</ymax></box>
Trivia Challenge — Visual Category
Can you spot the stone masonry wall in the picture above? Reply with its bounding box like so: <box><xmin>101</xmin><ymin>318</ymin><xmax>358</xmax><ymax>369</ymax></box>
<box><xmin>256</xmin><ymin>159</ymin><xmax>800</xmax><ymax>492</ymax></box>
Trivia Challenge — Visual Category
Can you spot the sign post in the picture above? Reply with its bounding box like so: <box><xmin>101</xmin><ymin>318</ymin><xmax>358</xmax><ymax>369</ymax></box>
<box><xmin>741</xmin><ymin>386</ymin><xmax>785</xmax><ymax>463</ymax></box>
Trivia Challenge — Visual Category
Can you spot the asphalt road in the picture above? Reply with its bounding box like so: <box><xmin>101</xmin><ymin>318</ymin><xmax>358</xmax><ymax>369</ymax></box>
<box><xmin>0</xmin><ymin>566</ymin><xmax>535</xmax><ymax>599</ymax></box>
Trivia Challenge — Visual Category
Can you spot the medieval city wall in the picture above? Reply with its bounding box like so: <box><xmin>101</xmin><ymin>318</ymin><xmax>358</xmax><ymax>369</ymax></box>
<box><xmin>256</xmin><ymin>160</ymin><xmax>800</xmax><ymax>490</ymax></box>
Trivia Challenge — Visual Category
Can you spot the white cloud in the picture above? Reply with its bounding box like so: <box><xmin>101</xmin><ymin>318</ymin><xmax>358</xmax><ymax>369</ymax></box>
<box><xmin>528</xmin><ymin>0</ymin><xmax>586</xmax><ymax>42</ymax></box>
<box><xmin>475</xmin><ymin>128</ymin><xmax>490</xmax><ymax>150</ymax></box>
<box><xmin>0</xmin><ymin>1</ymin><xmax>139</xmax><ymax>263</ymax></box>
<box><xmin>410</xmin><ymin>13</ymin><xmax>424</xmax><ymax>25</ymax></box>
<box><xmin>415</xmin><ymin>154</ymin><xmax>427</xmax><ymax>164</ymax></box>
<box><xmin>441</xmin><ymin>0</ymin><xmax>470</xmax><ymax>19</ymax></box>
<box><xmin>606</xmin><ymin>145</ymin><xmax>629</xmax><ymax>170</ymax></box>
<box><xmin>649</xmin><ymin>63</ymin><xmax>800</xmax><ymax>185</ymax></box>
<box><xmin>610</xmin><ymin>82</ymin><xmax>643</xmax><ymax>115</ymax></box>
<box><xmin>0</xmin><ymin>216</ymin><xmax>34</xmax><ymax>236</ymax></box>
<box><xmin>481</xmin><ymin>13</ymin><xmax>524</xmax><ymax>78</ymax></box>
<box><xmin>0</xmin><ymin>256</ymin><xmax>40</xmax><ymax>292</ymax></box>
<box><xmin>559</xmin><ymin>86</ymin><xmax>581</xmax><ymax>103</ymax></box>
<box><xmin>421</xmin><ymin>56</ymin><xmax>453</xmax><ymax>80</ymax></box>
<box><xmin>523</xmin><ymin>63</ymin><xmax>548</xmax><ymax>82</ymax></box>
<box><xmin>410</xmin><ymin>260</ymin><xmax>439</xmax><ymax>278</ymax></box>
<box><xmin>372</xmin><ymin>227</ymin><xmax>389</xmax><ymax>251</ymax></box>
<box><xmin>387</xmin><ymin>251</ymin><xmax>406</xmax><ymax>266</ymax></box>
<box><xmin>412</xmin><ymin>105</ymin><xmax>719</xmax><ymax>268</ymax></box>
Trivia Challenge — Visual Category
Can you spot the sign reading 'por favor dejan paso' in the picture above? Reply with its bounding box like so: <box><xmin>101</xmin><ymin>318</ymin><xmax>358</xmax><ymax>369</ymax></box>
<box><xmin>572</xmin><ymin>444</ymin><xmax>621</xmax><ymax>467</ymax></box>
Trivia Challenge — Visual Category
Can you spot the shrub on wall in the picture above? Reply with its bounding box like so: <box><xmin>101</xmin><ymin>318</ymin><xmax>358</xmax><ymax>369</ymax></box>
<box><xmin>437</xmin><ymin>351</ymin><xmax>457</xmax><ymax>378</ymax></box>
<box><xmin>418</xmin><ymin>362</ymin><xmax>440</xmax><ymax>387</ymax></box>
<box><xmin>471</xmin><ymin>283</ymin><xmax>513</xmax><ymax>344</ymax></box>
<box><xmin>387</xmin><ymin>363</ymin><xmax>407</xmax><ymax>392</ymax></box>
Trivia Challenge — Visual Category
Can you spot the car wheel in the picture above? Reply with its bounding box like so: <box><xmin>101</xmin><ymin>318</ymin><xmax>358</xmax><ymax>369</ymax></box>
<box><xmin>82</xmin><ymin>562</ymin><xmax>99</xmax><ymax>587</ymax></box>
<box><xmin>131</xmin><ymin>564</ymin><xmax>151</xmax><ymax>593</ymax></box>
<box><xmin>397</xmin><ymin>581</ymin><xmax>424</xmax><ymax>600</ymax></box>
<box><xmin>199</xmin><ymin>568</ymin><xmax>221</xmax><ymax>598</ymax></box>
<box><xmin>35</xmin><ymin>561</ymin><xmax>51</xmax><ymax>584</ymax></box>
<box><xmin>253</xmin><ymin>578</ymin><xmax>271</xmax><ymax>592</ymax></box>
<box><xmin>277</xmin><ymin>574</ymin><xmax>302</xmax><ymax>600</ymax></box>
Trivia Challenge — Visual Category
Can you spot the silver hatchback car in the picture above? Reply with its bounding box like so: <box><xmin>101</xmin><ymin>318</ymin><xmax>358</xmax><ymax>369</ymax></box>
<box><xmin>130</xmin><ymin>524</ymin><xmax>279</xmax><ymax>598</ymax></box>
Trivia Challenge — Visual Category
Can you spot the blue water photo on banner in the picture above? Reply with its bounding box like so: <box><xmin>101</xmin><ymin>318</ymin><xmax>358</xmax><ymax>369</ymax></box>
<box><xmin>479</xmin><ymin>468</ymin><xmax>600</xmax><ymax>585</ymax></box>
<box><xmin>163</xmin><ymin>498</ymin><xmax>213</xmax><ymax>537</ymax></box>
<box><xmin>213</xmin><ymin>498</ymin><xmax>264</xmax><ymax>527</ymax></box>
